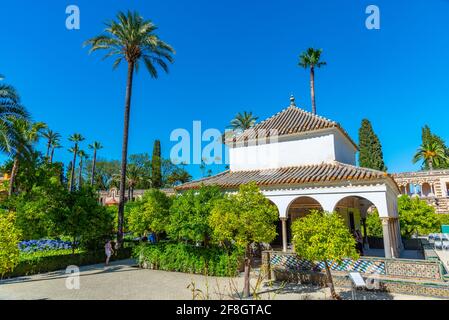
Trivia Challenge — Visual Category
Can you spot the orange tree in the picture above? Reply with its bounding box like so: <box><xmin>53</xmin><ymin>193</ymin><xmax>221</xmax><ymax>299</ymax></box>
<box><xmin>291</xmin><ymin>210</ymin><xmax>358</xmax><ymax>300</ymax></box>
<box><xmin>209</xmin><ymin>182</ymin><xmax>278</xmax><ymax>297</ymax></box>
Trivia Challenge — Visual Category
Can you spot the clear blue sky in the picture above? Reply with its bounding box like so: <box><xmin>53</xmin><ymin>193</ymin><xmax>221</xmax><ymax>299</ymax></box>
<box><xmin>1</xmin><ymin>0</ymin><xmax>448</xmax><ymax>179</ymax></box>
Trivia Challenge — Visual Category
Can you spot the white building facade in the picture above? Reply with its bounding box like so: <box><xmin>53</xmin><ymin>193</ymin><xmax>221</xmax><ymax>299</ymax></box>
<box><xmin>177</xmin><ymin>97</ymin><xmax>402</xmax><ymax>258</ymax></box>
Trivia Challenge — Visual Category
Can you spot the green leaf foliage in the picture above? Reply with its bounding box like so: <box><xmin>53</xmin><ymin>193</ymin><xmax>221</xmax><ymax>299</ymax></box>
<box><xmin>133</xmin><ymin>242</ymin><xmax>243</xmax><ymax>277</ymax></box>
<box><xmin>151</xmin><ymin>140</ymin><xmax>162</xmax><ymax>188</ymax></box>
<box><xmin>291</xmin><ymin>210</ymin><xmax>359</xmax><ymax>264</ymax></box>
<box><xmin>358</xmin><ymin>119</ymin><xmax>387</xmax><ymax>171</ymax></box>
<box><xmin>365</xmin><ymin>210</ymin><xmax>383</xmax><ymax>238</ymax></box>
<box><xmin>128</xmin><ymin>189</ymin><xmax>172</xmax><ymax>237</ymax></box>
<box><xmin>209</xmin><ymin>182</ymin><xmax>278</xmax><ymax>248</ymax></box>
<box><xmin>398</xmin><ymin>195</ymin><xmax>440</xmax><ymax>238</ymax></box>
<box><xmin>168</xmin><ymin>185</ymin><xmax>223</xmax><ymax>244</ymax></box>
<box><xmin>0</xmin><ymin>211</ymin><xmax>21</xmax><ymax>276</ymax></box>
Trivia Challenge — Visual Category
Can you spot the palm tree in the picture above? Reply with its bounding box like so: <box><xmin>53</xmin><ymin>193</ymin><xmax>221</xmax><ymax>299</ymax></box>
<box><xmin>6</xmin><ymin>119</ymin><xmax>46</xmax><ymax>195</ymax></box>
<box><xmin>111</xmin><ymin>164</ymin><xmax>142</xmax><ymax>201</ymax></box>
<box><xmin>84</xmin><ymin>11</ymin><xmax>175</xmax><ymax>245</ymax></box>
<box><xmin>68</xmin><ymin>133</ymin><xmax>85</xmax><ymax>192</ymax></box>
<box><xmin>298</xmin><ymin>48</ymin><xmax>327</xmax><ymax>115</ymax></box>
<box><xmin>77</xmin><ymin>150</ymin><xmax>87</xmax><ymax>189</ymax></box>
<box><xmin>42</xmin><ymin>129</ymin><xmax>61</xmax><ymax>159</ymax></box>
<box><xmin>413</xmin><ymin>141</ymin><xmax>448</xmax><ymax>171</ymax></box>
<box><xmin>125</xmin><ymin>164</ymin><xmax>142</xmax><ymax>201</ymax></box>
<box><xmin>49</xmin><ymin>141</ymin><xmax>62</xmax><ymax>164</ymax></box>
<box><xmin>88</xmin><ymin>141</ymin><xmax>103</xmax><ymax>187</ymax></box>
<box><xmin>0</xmin><ymin>74</ymin><xmax>29</xmax><ymax>156</ymax></box>
<box><xmin>228</xmin><ymin>111</ymin><xmax>258</xmax><ymax>133</ymax></box>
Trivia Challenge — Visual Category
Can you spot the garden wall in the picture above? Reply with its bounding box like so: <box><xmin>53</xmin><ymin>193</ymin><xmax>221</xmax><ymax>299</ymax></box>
<box><xmin>262</xmin><ymin>250</ymin><xmax>449</xmax><ymax>298</ymax></box>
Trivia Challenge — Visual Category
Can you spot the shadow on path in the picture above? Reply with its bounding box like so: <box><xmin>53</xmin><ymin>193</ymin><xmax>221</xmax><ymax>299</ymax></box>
<box><xmin>0</xmin><ymin>259</ymin><xmax>139</xmax><ymax>285</ymax></box>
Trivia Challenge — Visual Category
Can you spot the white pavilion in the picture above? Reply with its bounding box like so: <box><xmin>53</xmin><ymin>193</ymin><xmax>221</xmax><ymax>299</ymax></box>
<box><xmin>176</xmin><ymin>96</ymin><xmax>403</xmax><ymax>259</ymax></box>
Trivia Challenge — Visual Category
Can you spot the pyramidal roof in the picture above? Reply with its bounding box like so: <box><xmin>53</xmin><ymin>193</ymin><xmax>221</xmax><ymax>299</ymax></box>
<box><xmin>228</xmin><ymin>97</ymin><xmax>357</xmax><ymax>149</ymax></box>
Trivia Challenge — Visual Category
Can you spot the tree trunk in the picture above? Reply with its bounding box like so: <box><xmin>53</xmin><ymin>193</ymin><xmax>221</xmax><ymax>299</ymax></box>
<box><xmin>50</xmin><ymin>147</ymin><xmax>55</xmax><ymax>164</ymax></box>
<box><xmin>8</xmin><ymin>157</ymin><xmax>19</xmax><ymax>196</ymax></box>
<box><xmin>117</xmin><ymin>61</ymin><xmax>135</xmax><ymax>247</ymax></box>
<box><xmin>243</xmin><ymin>244</ymin><xmax>251</xmax><ymax>297</ymax></box>
<box><xmin>91</xmin><ymin>149</ymin><xmax>97</xmax><ymax>186</ymax></box>
<box><xmin>310</xmin><ymin>66</ymin><xmax>316</xmax><ymax>114</ymax></box>
<box><xmin>78</xmin><ymin>158</ymin><xmax>83</xmax><ymax>189</ymax></box>
<box><xmin>429</xmin><ymin>159</ymin><xmax>433</xmax><ymax>171</ymax></box>
<box><xmin>324</xmin><ymin>260</ymin><xmax>340</xmax><ymax>300</ymax></box>
<box><xmin>69</xmin><ymin>145</ymin><xmax>78</xmax><ymax>192</ymax></box>
<box><xmin>46</xmin><ymin>140</ymin><xmax>51</xmax><ymax>159</ymax></box>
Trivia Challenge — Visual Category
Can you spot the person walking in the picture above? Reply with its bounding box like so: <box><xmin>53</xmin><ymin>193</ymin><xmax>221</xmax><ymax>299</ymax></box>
<box><xmin>105</xmin><ymin>240</ymin><xmax>114</xmax><ymax>266</ymax></box>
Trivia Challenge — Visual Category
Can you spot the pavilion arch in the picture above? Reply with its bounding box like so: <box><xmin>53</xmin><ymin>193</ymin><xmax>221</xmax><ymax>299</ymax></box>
<box><xmin>287</xmin><ymin>196</ymin><xmax>324</xmax><ymax>221</ymax></box>
<box><xmin>333</xmin><ymin>196</ymin><xmax>378</xmax><ymax>241</ymax></box>
<box><xmin>332</xmin><ymin>195</ymin><xmax>402</xmax><ymax>259</ymax></box>
<box><xmin>279</xmin><ymin>196</ymin><xmax>324</xmax><ymax>247</ymax></box>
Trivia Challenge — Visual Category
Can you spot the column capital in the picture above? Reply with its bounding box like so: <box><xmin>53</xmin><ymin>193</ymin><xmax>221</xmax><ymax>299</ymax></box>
<box><xmin>280</xmin><ymin>217</ymin><xmax>288</xmax><ymax>221</ymax></box>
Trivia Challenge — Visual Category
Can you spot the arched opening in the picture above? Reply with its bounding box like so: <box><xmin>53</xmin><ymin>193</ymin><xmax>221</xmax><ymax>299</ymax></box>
<box><xmin>421</xmin><ymin>183</ymin><xmax>432</xmax><ymax>198</ymax></box>
<box><xmin>333</xmin><ymin>196</ymin><xmax>374</xmax><ymax>234</ymax></box>
<box><xmin>333</xmin><ymin>196</ymin><xmax>395</xmax><ymax>258</ymax></box>
<box><xmin>285</xmin><ymin>196</ymin><xmax>323</xmax><ymax>245</ymax></box>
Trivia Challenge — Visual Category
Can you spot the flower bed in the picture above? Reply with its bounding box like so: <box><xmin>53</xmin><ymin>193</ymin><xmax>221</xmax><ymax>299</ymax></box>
<box><xmin>18</xmin><ymin>239</ymin><xmax>73</xmax><ymax>253</ymax></box>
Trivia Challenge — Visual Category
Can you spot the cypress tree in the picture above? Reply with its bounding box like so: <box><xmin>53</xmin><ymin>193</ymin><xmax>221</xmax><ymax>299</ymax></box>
<box><xmin>358</xmin><ymin>119</ymin><xmax>387</xmax><ymax>172</ymax></box>
<box><xmin>151</xmin><ymin>140</ymin><xmax>162</xmax><ymax>188</ymax></box>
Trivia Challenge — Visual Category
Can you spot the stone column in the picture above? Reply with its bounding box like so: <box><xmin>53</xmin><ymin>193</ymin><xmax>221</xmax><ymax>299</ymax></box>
<box><xmin>395</xmin><ymin>218</ymin><xmax>404</xmax><ymax>251</ymax></box>
<box><xmin>281</xmin><ymin>217</ymin><xmax>288</xmax><ymax>253</ymax></box>
<box><xmin>390</xmin><ymin>219</ymin><xmax>399</xmax><ymax>258</ymax></box>
<box><xmin>381</xmin><ymin>217</ymin><xmax>393</xmax><ymax>259</ymax></box>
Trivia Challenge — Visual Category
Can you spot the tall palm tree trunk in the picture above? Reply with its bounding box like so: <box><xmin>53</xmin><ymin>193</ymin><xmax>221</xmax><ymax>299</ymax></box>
<box><xmin>91</xmin><ymin>149</ymin><xmax>97</xmax><ymax>186</ymax></box>
<box><xmin>78</xmin><ymin>158</ymin><xmax>83</xmax><ymax>189</ymax></box>
<box><xmin>8</xmin><ymin>157</ymin><xmax>19</xmax><ymax>196</ymax></box>
<box><xmin>310</xmin><ymin>66</ymin><xmax>316</xmax><ymax>114</ymax></box>
<box><xmin>69</xmin><ymin>147</ymin><xmax>77</xmax><ymax>192</ymax></box>
<box><xmin>50</xmin><ymin>147</ymin><xmax>55</xmax><ymax>164</ymax></box>
<box><xmin>46</xmin><ymin>141</ymin><xmax>51</xmax><ymax>159</ymax></box>
<box><xmin>118</xmin><ymin>61</ymin><xmax>135</xmax><ymax>246</ymax></box>
<box><xmin>429</xmin><ymin>158</ymin><xmax>434</xmax><ymax>171</ymax></box>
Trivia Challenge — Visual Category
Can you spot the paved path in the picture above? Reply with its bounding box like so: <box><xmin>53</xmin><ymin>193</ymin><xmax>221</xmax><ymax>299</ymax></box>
<box><xmin>0</xmin><ymin>260</ymin><xmax>441</xmax><ymax>300</ymax></box>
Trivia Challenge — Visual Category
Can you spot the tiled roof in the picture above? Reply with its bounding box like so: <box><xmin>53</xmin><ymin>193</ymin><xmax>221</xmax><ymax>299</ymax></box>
<box><xmin>176</xmin><ymin>162</ymin><xmax>393</xmax><ymax>191</ymax></box>
<box><xmin>227</xmin><ymin>103</ymin><xmax>357</xmax><ymax>148</ymax></box>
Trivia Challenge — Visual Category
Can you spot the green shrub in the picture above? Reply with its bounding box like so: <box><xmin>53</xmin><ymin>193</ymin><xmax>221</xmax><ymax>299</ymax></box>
<box><xmin>366</xmin><ymin>210</ymin><xmax>383</xmax><ymax>238</ymax></box>
<box><xmin>0</xmin><ymin>212</ymin><xmax>21</xmax><ymax>276</ymax></box>
<box><xmin>437</xmin><ymin>214</ymin><xmax>449</xmax><ymax>227</ymax></box>
<box><xmin>133</xmin><ymin>242</ymin><xmax>242</xmax><ymax>277</ymax></box>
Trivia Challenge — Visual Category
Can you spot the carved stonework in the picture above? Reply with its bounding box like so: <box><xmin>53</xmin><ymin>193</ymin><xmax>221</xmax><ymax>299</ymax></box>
<box><xmin>392</xmin><ymin>170</ymin><xmax>449</xmax><ymax>214</ymax></box>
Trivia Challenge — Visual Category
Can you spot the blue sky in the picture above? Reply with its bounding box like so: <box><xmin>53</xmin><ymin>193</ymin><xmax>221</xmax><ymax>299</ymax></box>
<box><xmin>1</xmin><ymin>0</ymin><xmax>448</xmax><ymax>179</ymax></box>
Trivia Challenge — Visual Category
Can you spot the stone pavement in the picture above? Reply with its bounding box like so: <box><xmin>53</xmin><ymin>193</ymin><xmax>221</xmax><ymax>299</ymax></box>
<box><xmin>0</xmin><ymin>259</ymin><xmax>441</xmax><ymax>300</ymax></box>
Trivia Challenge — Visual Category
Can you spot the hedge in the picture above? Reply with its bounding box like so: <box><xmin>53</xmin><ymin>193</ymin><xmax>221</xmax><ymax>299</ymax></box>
<box><xmin>133</xmin><ymin>242</ymin><xmax>243</xmax><ymax>277</ymax></box>
<box><xmin>2</xmin><ymin>247</ymin><xmax>133</xmax><ymax>279</ymax></box>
